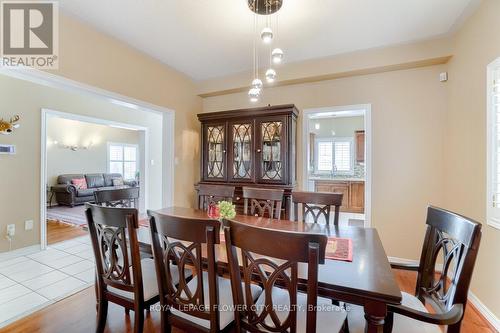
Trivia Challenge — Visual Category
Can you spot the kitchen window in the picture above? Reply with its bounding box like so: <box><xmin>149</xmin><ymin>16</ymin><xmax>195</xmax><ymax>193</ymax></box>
<box><xmin>487</xmin><ymin>59</ymin><xmax>500</xmax><ymax>229</ymax></box>
<box><xmin>315</xmin><ymin>138</ymin><xmax>354</xmax><ymax>174</ymax></box>
<box><xmin>108</xmin><ymin>143</ymin><xmax>138</xmax><ymax>181</ymax></box>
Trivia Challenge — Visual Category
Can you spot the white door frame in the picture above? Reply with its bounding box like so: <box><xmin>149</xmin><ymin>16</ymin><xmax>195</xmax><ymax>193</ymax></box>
<box><xmin>0</xmin><ymin>67</ymin><xmax>175</xmax><ymax>250</ymax></box>
<box><xmin>302</xmin><ymin>104</ymin><xmax>372</xmax><ymax>227</ymax></box>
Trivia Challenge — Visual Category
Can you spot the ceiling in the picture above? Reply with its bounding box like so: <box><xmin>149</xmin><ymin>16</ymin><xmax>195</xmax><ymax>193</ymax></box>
<box><xmin>59</xmin><ymin>0</ymin><xmax>479</xmax><ymax>81</ymax></box>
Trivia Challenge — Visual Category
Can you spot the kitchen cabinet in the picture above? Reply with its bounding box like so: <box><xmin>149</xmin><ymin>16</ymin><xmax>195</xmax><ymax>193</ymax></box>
<box><xmin>355</xmin><ymin>130</ymin><xmax>365</xmax><ymax>163</ymax></box>
<box><xmin>197</xmin><ymin>104</ymin><xmax>299</xmax><ymax>219</ymax></box>
<box><xmin>314</xmin><ymin>179</ymin><xmax>365</xmax><ymax>213</ymax></box>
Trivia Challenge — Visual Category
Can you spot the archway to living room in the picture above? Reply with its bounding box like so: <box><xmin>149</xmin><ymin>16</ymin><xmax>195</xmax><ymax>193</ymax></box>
<box><xmin>43</xmin><ymin>110</ymin><xmax>151</xmax><ymax>246</ymax></box>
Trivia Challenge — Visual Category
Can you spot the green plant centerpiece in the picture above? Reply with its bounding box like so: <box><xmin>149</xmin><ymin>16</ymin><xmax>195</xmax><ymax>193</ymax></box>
<box><xmin>217</xmin><ymin>200</ymin><xmax>236</xmax><ymax>219</ymax></box>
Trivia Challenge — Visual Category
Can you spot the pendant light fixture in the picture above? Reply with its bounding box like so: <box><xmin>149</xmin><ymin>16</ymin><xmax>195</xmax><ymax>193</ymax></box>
<box><xmin>271</xmin><ymin>48</ymin><xmax>284</xmax><ymax>64</ymax></box>
<box><xmin>247</xmin><ymin>0</ymin><xmax>284</xmax><ymax>102</ymax></box>
<box><xmin>260</xmin><ymin>27</ymin><xmax>273</xmax><ymax>44</ymax></box>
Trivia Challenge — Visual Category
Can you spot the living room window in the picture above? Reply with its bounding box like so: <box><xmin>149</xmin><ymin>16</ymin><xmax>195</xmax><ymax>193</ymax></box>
<box><xmin>108</xmin><ymin>143</ymin><xmax>138</xmax><ymax>180</ymax></box>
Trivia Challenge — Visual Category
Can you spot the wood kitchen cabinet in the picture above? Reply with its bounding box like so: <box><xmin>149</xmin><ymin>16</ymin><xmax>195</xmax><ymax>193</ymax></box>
<box><xmin>314</xmin><ymin>180</ymin><xmax>364</xmax><ymax>213</ymax></box>
<box><xmin>197</xmin><ymin>104</ymin><xmax>298</xmax><ymax>219</ymax></box>
<box><xmin>355</xmin><ymin>130</ymin><xmax>365</xmax><ymax>163</ymax></box>
<box><xmin>349</xmin><ymin>181</ymin><xmax>365</xmax><ymax>213</ymax></box>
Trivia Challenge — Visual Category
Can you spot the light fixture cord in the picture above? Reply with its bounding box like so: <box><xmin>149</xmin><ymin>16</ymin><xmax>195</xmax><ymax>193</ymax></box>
<box><xmin>254</xmin><ymin>1</ymin><xmax>258</xmax><ymax>79</ymax></box>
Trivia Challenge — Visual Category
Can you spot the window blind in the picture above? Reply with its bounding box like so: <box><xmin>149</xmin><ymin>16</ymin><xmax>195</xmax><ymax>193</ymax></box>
<box><xmin>334</xmin><ymin>141</ymin><xmax>351</xmax><ymax>172</ymax></box>
<box><xmin>317</xmin><ymin>141</ymin><xmax>333</xmax><ymax>171</ymax></box>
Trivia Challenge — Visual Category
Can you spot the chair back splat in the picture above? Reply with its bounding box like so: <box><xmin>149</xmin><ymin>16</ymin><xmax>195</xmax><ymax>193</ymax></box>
<box><xmin>148</xmin><ymin>210</ymin><xmax>222</xmax><ymax>332</ymax></box>
<box><xmin>223</xmin><ymin>218</ymin><xmax>331</xmax><ymax>333</ymax></box>
<box><xmin>292</xmin><ymin>191</ymin><xmax>343</xmax><ymax>225</ymax></box>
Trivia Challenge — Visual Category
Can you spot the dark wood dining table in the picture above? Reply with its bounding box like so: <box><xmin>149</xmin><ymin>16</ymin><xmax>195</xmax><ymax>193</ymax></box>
<box><xmin>138</xmin><ymin>206</ymin><xmax>402</xmax><ymax>333</ymax></box>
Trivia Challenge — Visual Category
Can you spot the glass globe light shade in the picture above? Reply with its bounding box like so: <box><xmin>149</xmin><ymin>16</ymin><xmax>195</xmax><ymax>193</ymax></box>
<box><xmin>251</xmin><ymin>78</ymin><xmax>263</xmax><ymax>90</ymax></box>
<box><xmin>248</xmin><ymin>88</ymin><xmax>261</xmax><ymax>102</ymax></box>
<box><xmin>265</xmin><ymin>68</ymin><xmax>277</xmax><ymax>83</ymax></box>
<box><xmin>271</xmin><ymin>48</ymin><xmax>284</xmax><ymax>64</ymax></box>
<box><xmin>261</xmin><ymin>27</ymin><xmax>273</xmax><ymax>44</ymax></box>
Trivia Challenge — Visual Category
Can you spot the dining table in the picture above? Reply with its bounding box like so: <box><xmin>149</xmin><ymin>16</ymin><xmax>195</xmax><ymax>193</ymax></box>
<box><xmin>137</xmin><ymin>206</ymin><xmax>402</xmax><ymax>333</ymax></box>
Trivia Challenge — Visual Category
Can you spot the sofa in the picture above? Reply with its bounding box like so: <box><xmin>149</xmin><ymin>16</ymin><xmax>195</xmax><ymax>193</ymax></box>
<box><xmin>51</xmin><ymin>173</ymin><xmax>138</xmax><ymax>207</ymax></box>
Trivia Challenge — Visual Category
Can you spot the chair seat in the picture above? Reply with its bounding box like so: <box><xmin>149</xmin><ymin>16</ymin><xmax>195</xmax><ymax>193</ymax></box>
<box><xmin>346</xmin><ymin>292</ymin><xmax>441</xmax><ymax>333</ymax></box>
<box><xmin>253</xmin><ymin>286</ymin><xmax>347</xmax><ymax>333</ymax></box>
<box><xmin>108</xmin><ymin>258</ymin><xmax>188</xmax><ymax>302</ymax></box>
<box><xmin>170</xmin><ymin>272</ymin><xmax>262</xmax><ymax>330</ymax></box>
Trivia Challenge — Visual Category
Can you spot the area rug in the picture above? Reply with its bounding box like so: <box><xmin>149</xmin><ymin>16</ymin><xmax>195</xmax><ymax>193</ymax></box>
<box><xmin>47</xmin><ymin>205</ymin><xmax>149</xmax><ymax>228</ymax></box>
<box><xmin>47</xmin><ymin>205</ymin><xmax>87</xmax><ymax>227</ymax></box>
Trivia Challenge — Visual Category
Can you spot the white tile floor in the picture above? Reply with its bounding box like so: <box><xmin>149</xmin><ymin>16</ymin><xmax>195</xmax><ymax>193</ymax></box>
<box><xmin>0</xmin><ymin>235</ymin><xmax>95</xmax><ymax>328</ymax></box>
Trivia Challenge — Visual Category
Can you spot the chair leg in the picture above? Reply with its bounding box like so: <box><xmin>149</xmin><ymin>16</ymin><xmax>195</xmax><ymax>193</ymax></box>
<box><xmin>161</xmin><ymin>310</ymin><xmax>171</xmax><ymax>333</ymax></box>
<box><xmin>134</xmin><ymin>306</ymin><xmax>145</xmax><ymax>333</ymax></box>
<box><xmin>383</xmin><ymin>312</ymin><xmax>394</xmax><ymax>333</ymax></box>
<box><xmin>96</xmin><ymin>298</ymin><xmax>108</xmax><ymax>333</ymax></box>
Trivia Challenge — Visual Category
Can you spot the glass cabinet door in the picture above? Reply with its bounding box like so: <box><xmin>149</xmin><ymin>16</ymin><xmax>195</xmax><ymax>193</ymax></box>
<box><xmin>231</xmin><ymin>123</ymin><xmax>253</xmax><ymax>180</ymax></box>
<box><xmin>258</xmin><ymin>119</ymin><xmax>284</xmax><ymax>182</ymax></box>
<box><xmin>205</xmin><ymin>124</ymin><xmax>225</xmax><ymax>179</ymax></box>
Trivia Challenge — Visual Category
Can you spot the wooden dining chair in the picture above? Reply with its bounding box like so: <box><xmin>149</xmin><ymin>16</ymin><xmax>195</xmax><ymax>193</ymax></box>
<box><xmin>346</xmin><ymin>206</ymin><xmax>482</xmax><ymax>333</ymax></box>
<box><xmin>242</xmin><ymin>187</ymin><xmax>284</xmax><ymax>219</ymax></box>
<box><xmin>148</xmin><ymin>211</ymin><xmax>261</xmax><ymax>333</ymax></box>
<box><xmin>196</xmin><ymin>184</ymin><xmax>235</xmax><ymax>211</ymax></box>
<box><xmin>94</xmin><ymin>187</ymin><xmax>140</xmax><ymax>208</ymax></box>
<box><xmin>223</xmin><ymin>219</ymin><xmax>347</xmax><ymax>332</ymax></box>
<box><xmin>292</xmin><ymin>191</ymin><xmax>343</xmax><ymax>225</ymax></box>
<box><xmin>85</xmin><ymin>203</ymin><xmax>159</xmax><ymax>333</ymax></box>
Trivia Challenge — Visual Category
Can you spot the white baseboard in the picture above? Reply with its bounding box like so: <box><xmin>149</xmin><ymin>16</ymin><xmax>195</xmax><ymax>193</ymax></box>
<box><xmin>468</xmin><ymin>291</ymin><xmax>500</xmax><ymax>332</ymax></box>
<box><xmin>388</xmin><ymin>256</ymin><xmax>500</xmax><ymax>332</ymax></box>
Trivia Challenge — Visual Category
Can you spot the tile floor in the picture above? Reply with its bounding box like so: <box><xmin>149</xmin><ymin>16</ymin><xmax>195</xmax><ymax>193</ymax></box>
<box><xmin>0</xmin><ymin>235</ymin><xmax>95</xmax><ymax>328</ymax></box>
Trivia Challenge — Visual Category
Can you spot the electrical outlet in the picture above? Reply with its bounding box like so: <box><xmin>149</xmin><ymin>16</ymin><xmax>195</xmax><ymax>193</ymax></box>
<box><xmin>25</xmin><ymin>220</ymin><xmax>33</xmax><ymax>231</ymax></box>
<box><xmin>6</xmin><ymin>224</ymin><xmax>15</xmax><ymax>237</ymax></box>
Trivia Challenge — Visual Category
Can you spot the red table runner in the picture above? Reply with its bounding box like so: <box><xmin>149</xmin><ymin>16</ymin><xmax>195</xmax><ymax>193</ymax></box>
<box><xmin>325</xmin><ymin>237</ymin><xmax>353</xmax><ymax>262</ymax></box>
<box><xmin>219</xmin><ymin>231</ymin><xmax>352</xmax><ymax>262</ymax></box>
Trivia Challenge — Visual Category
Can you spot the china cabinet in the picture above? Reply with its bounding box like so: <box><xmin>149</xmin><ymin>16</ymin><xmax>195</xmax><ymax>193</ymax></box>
<box><xmin>196</xmin><ymin>104</ymin><xmax>298</xmax><ymax>219</ymax></box>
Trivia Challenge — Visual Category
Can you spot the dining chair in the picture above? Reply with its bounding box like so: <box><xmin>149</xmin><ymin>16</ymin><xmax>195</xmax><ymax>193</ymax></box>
<box><xmin>148</xmin><ymin>211</ymin><xmax>261</xmax><ymax>333</ymax></box>
<box><xmin>197</xmin><ymin>184</ymin><xmax>235</xmax><ymax>211</ymax></box>
<box><xmin>242</xmin><ymin>187</ymin><xmax>284</xmax><ymax>219</ymax></box>
<box><xmin>85</xmin><ymin>203</ymin><xmax>160</xmax><ymax>333</ymax></box>
<box><xmin>346</xmin><ymin>206</ymin><xmax>482</xmax><ymax>333</ymax></box>
<box><xmin>94</xmin><ymin>187</ymin><xmax>140</xmax><ymax>208</ymax></box>
<box><xmin>223</xmin><ymin>218</ymin><xmax>347</xmax><ymax>332</ymax></box>
<box><xmin>292</xmin><ymin>191</ymin><xmax>343</xmax><ymax>225</ymax></box>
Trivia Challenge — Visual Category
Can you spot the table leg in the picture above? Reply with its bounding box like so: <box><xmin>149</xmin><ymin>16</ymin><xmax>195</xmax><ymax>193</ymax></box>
<box><xmin>364</xmin><ymin>301</ymin><xmax>387</xmax><ymax>333</ymax></box>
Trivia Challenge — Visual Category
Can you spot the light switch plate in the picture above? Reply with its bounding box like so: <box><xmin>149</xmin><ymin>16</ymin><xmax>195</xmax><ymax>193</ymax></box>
<box><xmin>6</xmin><ymin>224</ymin><xmax>15</xmax><ymax>237</ymax></box>
<box><xmin>25</xmin><ymin>220</ymin><xmax>33</xmax><ymax>231</ymax></box>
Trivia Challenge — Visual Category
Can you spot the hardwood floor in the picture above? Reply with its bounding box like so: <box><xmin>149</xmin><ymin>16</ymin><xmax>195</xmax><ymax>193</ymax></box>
<box><xmin>47</xmin><ymin>219</ymin><xmax>88</xmax><ymax>245</ymax></box>
<box><xmin>0</xmin><ymin>269</ymin><xmax>494</xmax><ymax>333</ymax></box>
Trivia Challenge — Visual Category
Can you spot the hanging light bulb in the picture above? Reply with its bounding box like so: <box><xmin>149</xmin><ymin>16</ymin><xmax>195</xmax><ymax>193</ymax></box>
<box><xmin>271</xmin><ymin>48</ymin><xmax>284</xmax><ymax>64</ymax></box>
<box><xmin>248</xmin><ymin>88</ymin><xmax>261</xmax><ymax>102</ymax></box>
<box><xmin>261</xmin><ymin>27</ymin><xmax>273</xmax><ymax>44</ymax></box>
<box><xmin>251</xmin><ymin>78</ymin><xmax>263</xmax><ymax>91</ymax></box>
<box><xmin>265</xmin><ymin>68</ymin><xmax>277</xmax><ymax>83</ymax></box>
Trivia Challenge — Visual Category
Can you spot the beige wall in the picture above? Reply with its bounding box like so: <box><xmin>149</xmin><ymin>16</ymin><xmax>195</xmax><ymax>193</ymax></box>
<box><xmin>445</xmin><ymin>0</ymin><xmax>500</xmax><ymax>320</ymax></box>
<box><xmin>0</xmin><ymin>74</ymin><xmax>163</xmax><ymax>251</ymax></box>
<box><xmin>198</xmin><ymin>37</ymin><xmax>453</xmax><ymax>97</ymax></box>
<box><xmin>51</xmin><ymin>14</ymin><xmax>202</xmax><ymax>208</ymax></box>
<box><xmin>203</xmin><ymin>65</ymin><xmax>448</xmax><ymax>260</ymax></box>
<box><xmin>46</xmin><ymin>117</ymin><xmax>141</xmax><ymax>187</ymax></box>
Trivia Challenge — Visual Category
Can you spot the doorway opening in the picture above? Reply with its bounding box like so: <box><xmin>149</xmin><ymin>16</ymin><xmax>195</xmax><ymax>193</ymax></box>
<box><xmin>43</xmin><ymin>110</ymin><xmax>150</xmax><ymax>245</ymax></box>
<box><xmin>302</xmin><ymin>104</ymin><xmax>372</xmax><ymax>227</ymax></box>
